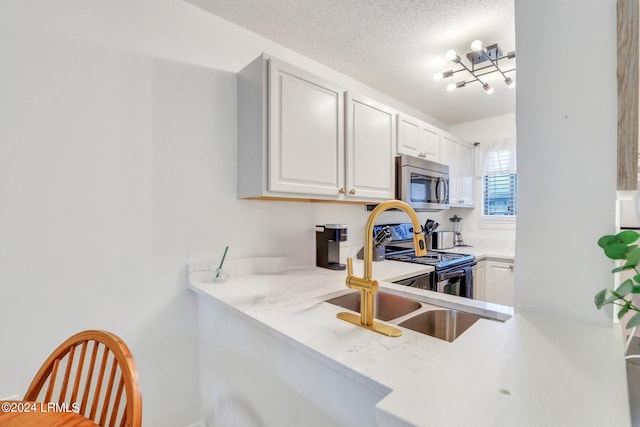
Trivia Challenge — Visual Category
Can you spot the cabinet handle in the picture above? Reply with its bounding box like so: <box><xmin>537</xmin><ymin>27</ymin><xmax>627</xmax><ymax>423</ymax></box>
<box><xmin>339</xmin><ymin>188</ymin><xmax>346</xmax><ymax>194</ymax></box>
<box><xmin>349</xmin><ymin>189</ymin><xmax>356</xmax><ymax>195</ymax></box>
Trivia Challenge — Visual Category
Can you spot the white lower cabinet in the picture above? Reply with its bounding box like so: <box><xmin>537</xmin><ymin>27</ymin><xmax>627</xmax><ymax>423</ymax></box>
<box><xmin>474</xmin><ymin>260</ymin><xmax>514</xmax><ymax>306</ymax></box>
<box><xmin>473</xmin><ymin>261</ymin><xmax>486</xmax><ymax>300</ymax></box>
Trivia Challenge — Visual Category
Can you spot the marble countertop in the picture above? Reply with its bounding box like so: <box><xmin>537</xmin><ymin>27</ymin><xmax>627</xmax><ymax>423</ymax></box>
<box><xmin>189</xmin><ymin>256</ymin><xmax>629</xmax><ymax>427</ymax></box>
<box><xmin>434</xmin><ymin>241</ymin><xmax>515</xmax><ymax>263</ymax></box>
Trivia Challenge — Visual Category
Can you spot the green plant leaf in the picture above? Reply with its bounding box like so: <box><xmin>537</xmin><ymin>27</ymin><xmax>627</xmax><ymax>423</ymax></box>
<box><xmin>627</xmin><ymin>313</ymin><xmax>640</xmax><ymax>329</ymax></box>
<box><xmin>612</xmin><ymin>265</ymin><xmax>637</xmax><ymax>273</ymax></box>
<box><xmin>617</xmin><ymin>230</ymin><xmax>640</xmax><ymax>244</ymax></box>
<box><xmin>634</xmin><ymin>274</ymin><xmax>640</xmax><ymax>284</ymax></box>
<box><xmin>595</xmin><ymin>289</ymin><xmax>607</xmax><ymax>309</ymax></box>
<box><xmin>617</xmin><ymin>279</ymin><xmax>635</xmax><ymax>297</ymax></box>
<box><xmin>605</xmin><ymin>243</ymin><xmax>630</xmax><ymax>260</ymax></box>
<box><xmin>627</xmin><ymin>246</ymin><xmax>640</xmax><ymax>264</ymax></box>
<box><xmin>619</xmin><ymin>300</ymin><xmax>632</xmax><ymax>319</ymax></box>
<box><xmin>598</xmin><ymin>235</ymin><xmax>618</xmax><ymax>248</ymax></box>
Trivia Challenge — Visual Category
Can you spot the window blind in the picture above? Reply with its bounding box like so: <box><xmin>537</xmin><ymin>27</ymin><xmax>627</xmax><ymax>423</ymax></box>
<box><xmin>483</xmin><ymin>173</ymin><xmax>517</xmax><ymax>216</ymax></box>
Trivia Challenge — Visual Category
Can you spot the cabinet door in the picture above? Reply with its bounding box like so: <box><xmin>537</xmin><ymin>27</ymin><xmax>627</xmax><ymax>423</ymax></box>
<box><xmin>345</xmin><ymin>92</ymin><xmax>396</xmax><ymax>200</ymax></box>
<box><xmin>268</xmin><ymin>58</ymin><xmax>344</xmax><ymax>196</ymax></box>
<box><xmin>458</xmin><ymin>141</ymin><xmax>475</xmax><ymax>206</ymax></box>
<box><xmin>484</xmin><ymin>261</ymin><xmax>514</xmax><ymax>306</ymax></box>
<box><xmin>397</xmin><ymin>113</ymin><xmax>422</xmax><ymax>158</ymax></box>
<box><xmin>421</xmin><ymin>122</ymin><xmax>441</xmax><ymax>162</ymax></box>
<box><xmin>473</xmin><ymin>261</ymin><xmax>486</xmax><ymax>301</ymax></box>
<box><xmin>441</xmin><ymin>133</ymin><xmax>460</xmax><ymax>203</ymax></box>
<box><xmin>442</xmin><ymin>132</ymin><xmax>475</xmax><ymax>207</ymax></box>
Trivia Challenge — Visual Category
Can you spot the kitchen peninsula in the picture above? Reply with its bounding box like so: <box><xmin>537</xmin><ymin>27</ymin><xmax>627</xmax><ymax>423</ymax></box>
<box><xmin>189</xmin><ymin>254</ymin><xmax>628</xmax><ymax>427</ymax></box>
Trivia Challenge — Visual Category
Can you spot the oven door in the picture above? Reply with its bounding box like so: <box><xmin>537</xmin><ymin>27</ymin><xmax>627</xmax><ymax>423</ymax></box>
<box><xmin>435</xmin><ymin>265</ymin><xmax>474</xmax><ymax>298</ymax></box>
<box><xmin>393</xmin><ymin>272</ymin><xmax>431</xmax><ymax>289</ymax></box>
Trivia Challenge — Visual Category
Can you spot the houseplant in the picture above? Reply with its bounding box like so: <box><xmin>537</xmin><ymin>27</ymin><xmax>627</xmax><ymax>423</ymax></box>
<box><xmin>596</xmin><ymin>230</ymin><xmax>640</xmax><ymax>328</ymax></box>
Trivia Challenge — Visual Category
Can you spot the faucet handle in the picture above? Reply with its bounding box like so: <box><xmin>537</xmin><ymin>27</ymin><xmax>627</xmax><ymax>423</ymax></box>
<box><xmin>347</xmin><ymin>257</ymin><xmax>353</xmax><ymax>276</ymax></box>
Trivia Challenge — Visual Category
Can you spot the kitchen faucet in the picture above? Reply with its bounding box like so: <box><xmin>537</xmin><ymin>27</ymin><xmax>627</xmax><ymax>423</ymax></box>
<box><xmin>339</xmin><ymin>200</ymin><xmax>427</xmax><ymax>337</ymax></box>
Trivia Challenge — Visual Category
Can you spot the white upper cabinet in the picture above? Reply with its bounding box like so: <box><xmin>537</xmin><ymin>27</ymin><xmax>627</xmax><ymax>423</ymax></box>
<box><xmin>267</xmin><ymin>57</ymin><xmax>344</xmax><ymax>196</ymax></box>
<box><xmin>441</xmin><ymin>131</ymin><xmax>475</xmax><ymax>207</ymax></box>
<box><xmin>237</xmin><ymin>54</ymin><xmax>396</xmax><ymax>203</ymax></box>
<box><xmin>238</xmin><ymin>54</ymin><xmax>345</xmax><ymax>200</ymax></box>
<box><xmin>396</xmin><ymin>113</ymin><xmax>441</xmax><ymax>162</ymax></box>
<box><xmin>345</xmin><ymin>92</ymin><xmax>396</xmax><ymax>200</ymax></box>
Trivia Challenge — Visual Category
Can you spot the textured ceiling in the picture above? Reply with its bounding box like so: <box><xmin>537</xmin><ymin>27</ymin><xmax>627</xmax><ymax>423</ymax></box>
<box><xmin>186</xmin><ymin>0</ymin><xmax>515</xmax><ymax>126</ymax></box>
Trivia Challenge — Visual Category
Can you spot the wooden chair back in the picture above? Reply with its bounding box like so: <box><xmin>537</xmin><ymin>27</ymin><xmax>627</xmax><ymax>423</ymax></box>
<box><xmin>23</xmin><ymin>330</ymin><xmax>142</xmax><ymax>427</ymax></box>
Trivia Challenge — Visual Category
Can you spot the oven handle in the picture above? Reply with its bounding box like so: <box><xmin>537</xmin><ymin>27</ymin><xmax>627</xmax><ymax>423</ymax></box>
<box><xmin>440</xmin><ymin>269</ymin><xmax>465</xmax><ymax>280</ymax></box>
<box><xmin>403</xmin><ymin>279</ymin><xmax>420</xmax><ymax>287</ymax></box>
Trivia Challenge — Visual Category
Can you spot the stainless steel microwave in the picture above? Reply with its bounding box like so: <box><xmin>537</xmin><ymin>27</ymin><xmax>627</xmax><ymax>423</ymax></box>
<box><xmin>395</xmin><ymin>155</ymin><xmax>449</xmax><ymax>211</ymax></box>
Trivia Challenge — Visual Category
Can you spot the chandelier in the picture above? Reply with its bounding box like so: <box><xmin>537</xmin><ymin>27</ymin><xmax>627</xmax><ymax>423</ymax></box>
<box><xmin>433</xmin><ymin>40</ymin><xmax>516</xmax><ymax>94</ymax></box>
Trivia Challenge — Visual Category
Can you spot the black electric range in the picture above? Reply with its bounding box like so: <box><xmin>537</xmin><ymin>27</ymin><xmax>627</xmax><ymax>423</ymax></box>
<box><xmin>374</xmin><ymin>223</ymin><xmax>476</xmax><ymax>297</ymax></box>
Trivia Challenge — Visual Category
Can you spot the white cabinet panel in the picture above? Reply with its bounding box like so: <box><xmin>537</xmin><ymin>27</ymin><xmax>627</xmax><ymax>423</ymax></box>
<box><xmin>238</xmin><ymin>54</ymin><xmax>395</xmax><ymax>203</ymax></box>
<box><xmin>346</xmin><ymin>93</ymin><xmax>396</xmax><ymax>200</ymax></box>
<box><xmin>459</xmin><ymin>141</ymin><xmax>474</xmax><ymax>205</ymax></box>
<box><xmin>484</xmin><ymin>261</ymin><xmax>514</xmax><ymax>306</ymax></box>
<box><xmin>268</xmin><ymin>58</ymin><xmax>344</xmax><ymax>196</ymax></box>
<box><xmin>397</xmin><ymin>113</ymin><xmax>441</xmax><ymax>162</ymax></box>
<box><xmin>441</xmin><ymin>132</ymin><xmax>475</xmax><ymax>207</ymax></box>
<box><xmin>473</xmin><ymin>261</ymin><xmax>486</xmax><ymax>301</ymax></box>
<box><xmin>421</xmin><ymin>122</ymin><xmax>441</xmax><ymax>162</ymax></box>
<box><xmin>397</xmin><ymin>114</ymin><xmax>421</xmax><ymax>157</ymax></box>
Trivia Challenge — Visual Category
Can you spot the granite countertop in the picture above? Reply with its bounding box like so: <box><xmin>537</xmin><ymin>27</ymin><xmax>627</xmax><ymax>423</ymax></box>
<box><xmin>189</xmin><ymin>255</ymin><xmax>629</xmax><ymax>427</ymax></box>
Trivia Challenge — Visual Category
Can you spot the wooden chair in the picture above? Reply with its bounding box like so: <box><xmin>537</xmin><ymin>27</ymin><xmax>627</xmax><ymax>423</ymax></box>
<box><xmin>23</xmin><ymin>330</ymin><xmax>142</xmax><ymax>427</ymax></box>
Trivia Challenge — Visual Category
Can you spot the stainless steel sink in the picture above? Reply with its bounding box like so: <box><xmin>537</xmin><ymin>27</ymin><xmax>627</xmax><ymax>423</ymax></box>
<box><xmin>324</xmin><ymin>291</ymin><xmax>422</xmax><ymax>321</ymax></box>
<box><xmin>398</xmin><ymin>309</ymin><xmax>489</xmax><ymax>342</ymax></box>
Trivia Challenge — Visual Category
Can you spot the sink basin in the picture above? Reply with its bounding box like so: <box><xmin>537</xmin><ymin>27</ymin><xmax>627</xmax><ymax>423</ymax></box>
<box><xmin>324</xmin><ymin>291</ymin><xmax>421</xmax><ymax>321</ymax></box>
<box><xmin>398</xmin><ymin>309</ymin><xmax>489</xmax><ymax>342</ymax></box>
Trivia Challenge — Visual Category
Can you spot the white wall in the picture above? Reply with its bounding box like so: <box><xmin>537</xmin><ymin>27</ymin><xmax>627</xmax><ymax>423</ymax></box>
<box><xmin>450</xmin><ymin>113</ymin><xmax>516</xmax><ymax>143</ymax></box>
<box><xmin>0</xmin><ymin>1</ymin><xmax>449</xmax><ymax>425</ymax></box>
<box><xmin>514</xmin><ymin>0</ymin><xmax>617</xmax><ymax>324</ymax></box>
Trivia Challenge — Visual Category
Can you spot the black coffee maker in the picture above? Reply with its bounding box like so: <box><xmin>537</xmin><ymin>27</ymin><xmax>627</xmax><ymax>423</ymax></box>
<box><xmin>316</xmin><ymin>224</ymin><xmax>348</xmax><ymax>270</ymax></box>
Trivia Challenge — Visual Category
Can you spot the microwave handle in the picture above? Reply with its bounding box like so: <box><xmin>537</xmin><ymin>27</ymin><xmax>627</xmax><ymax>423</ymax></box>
<box><xmin>436</xmin><ymin>178</ymin><xmax>448</xmax><ymax>203</ymax></box>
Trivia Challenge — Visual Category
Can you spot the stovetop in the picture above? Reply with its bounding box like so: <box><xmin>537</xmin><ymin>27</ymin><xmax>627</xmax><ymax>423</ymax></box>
<box><xmin>385</xmin><ymin>249</ymin><xmax>475</xmax><ymax>270</ymax></box>
<box><xmin>373</xmin><ymin>223</ymin><xmax>475</xmax><ymax>270</ymax></box>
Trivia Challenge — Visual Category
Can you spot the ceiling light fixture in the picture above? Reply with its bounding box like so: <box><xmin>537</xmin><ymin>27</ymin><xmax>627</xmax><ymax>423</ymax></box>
<box><xmin>434</xmin><ymin>40</ymin><xmax>516</xmax><ymax>94</ymax></box>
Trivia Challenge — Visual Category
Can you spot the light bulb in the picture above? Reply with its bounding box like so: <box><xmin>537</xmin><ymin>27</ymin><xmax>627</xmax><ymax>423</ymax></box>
<box><xmin>445</xmin><ymin>49</ymin><xmax>458</xmax><ymax>61</ymax></box>
<box><xmin>446</xmin><ymin>83</ymin><xmax>457</xmax><ymax>92</ymax></box>
<box><xmin>433</xmin><ymin>72</ymin><xmax>443</xmax><ymax>81</ymax></box>
<box><xmin>483</xmin><ymin>83</ymin><xmax>494</xmax><ymax>95</ymax></box>
<box><xmin>470</xmin><ymin>40</ymin><xmax>484</xmax><ymax>52</ymax></box>
<box><xmin>505</xmin><ymin>77</ymin><xmax>515</xmax><ymax>89</ymax></box>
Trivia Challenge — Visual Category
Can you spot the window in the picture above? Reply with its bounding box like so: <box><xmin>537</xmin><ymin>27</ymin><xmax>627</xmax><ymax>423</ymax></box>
<box><xmin>483</xmin><ymin>173</ymin><xmax>517</xmax><ymax>216</ymax></box>
<box><xmin>480</xmin><ymin>138</ymin><xmax>517</xmax><ymax>219</ymax></box>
